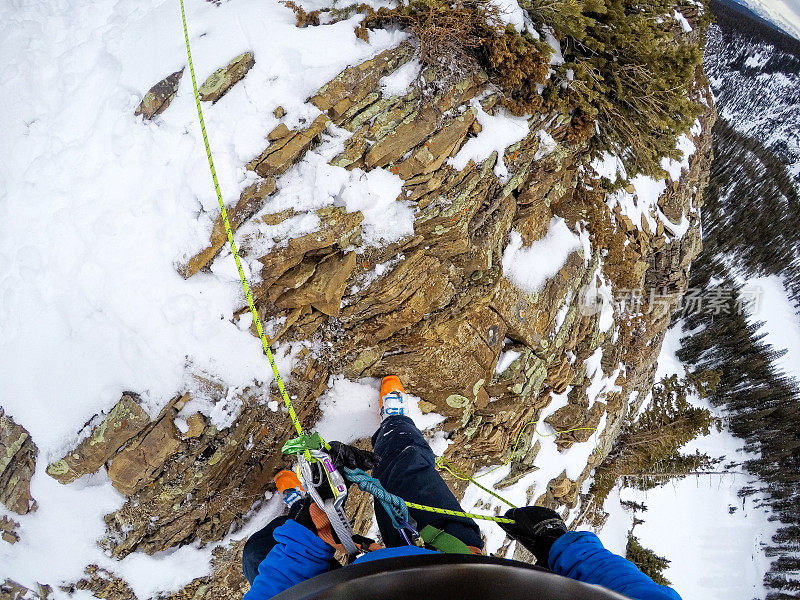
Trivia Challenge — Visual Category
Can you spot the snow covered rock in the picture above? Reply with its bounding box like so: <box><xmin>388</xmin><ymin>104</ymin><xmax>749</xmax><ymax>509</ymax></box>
<box><xmin>198</xmin><ymin>52</ymin><xmax>255</xmax><ymax>104</ymax></box>
<box><xmin>180</xmin><ymin>178</ymin><xmax>277</xmax><ymax>278</ymax></box>
<box><xmin>248</xmin><ymin>207</ymin><xmax>364</xmax><ymax>290</ymax></box>
<box><xmin>134</xmin><ymin>68</ymin><xmax>184</xmax><ymax>120</ymax></box>
<box><xmin>246</xmin><ymin>114</ymin><xmax>331</xmax><ymax>178</ymax></box>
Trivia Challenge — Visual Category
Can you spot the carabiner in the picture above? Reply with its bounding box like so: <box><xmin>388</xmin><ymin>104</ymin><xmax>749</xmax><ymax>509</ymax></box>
<box><xmin>397</xmin><ymin>518</ymin><xmax>421</xmax><ymax>546</ymax></box>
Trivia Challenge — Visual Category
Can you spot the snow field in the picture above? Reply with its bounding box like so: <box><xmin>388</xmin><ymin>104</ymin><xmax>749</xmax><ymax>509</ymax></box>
<box><xmin>737</xmin><ymin>0</ymin><xmax>800</xmax><ymax>40</ymax></box>
<box><xmin>744</xmin><ymin>275</ymin><xmax>800</xmax><ymax>380</ymax></box>
<box><xmin>598</xmin><ymin>326</ymin><xmax>779</xmax><ymax>600</ymax></box>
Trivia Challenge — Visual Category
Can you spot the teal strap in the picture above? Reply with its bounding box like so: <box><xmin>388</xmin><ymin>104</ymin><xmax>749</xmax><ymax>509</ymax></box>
<box><xmin>344</xmin><ymin>467</ymin><xmax>410</xmax><ymax>529</ymax></box>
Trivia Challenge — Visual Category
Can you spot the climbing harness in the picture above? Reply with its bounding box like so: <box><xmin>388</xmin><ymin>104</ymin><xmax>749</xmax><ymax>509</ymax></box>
<box><xmin>178</xmin><ymin>0</ymin><xmax>524</xmax><ymax>558</ymax></box>
<box><xmin>298</xmin><ymin>449</ymin><xmax>357</xmax><ymax>554</ymax></box>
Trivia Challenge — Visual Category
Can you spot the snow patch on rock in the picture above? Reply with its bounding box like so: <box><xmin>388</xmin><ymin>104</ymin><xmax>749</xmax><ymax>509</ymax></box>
<box><xmin>592</xmin><ymin>128</ymin><xmax>697</xmax><ymax>240</ymax></box>
<box><xmin>449</xmin><ymin>100</ymin><xmax>530</xmax><ymax>182</ymax></box>
<box><xmin>380</xmin><ymin>58</ymin><xmax>421</xmax><ymax>97</ymax></box>
<box><xmin>489</xmin><ymin>0</ymin><xmax>528</xmax><ymax>31</ymax></box>
<box><xmin>502</xmin><ymin>217</ymin><xmax>582</xmax><ymax>294</ymax></box>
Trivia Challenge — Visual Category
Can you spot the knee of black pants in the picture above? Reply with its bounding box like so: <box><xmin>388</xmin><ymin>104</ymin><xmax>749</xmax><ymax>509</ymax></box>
<box><xmin>372</xmin><ymin>417</ymin><xmax>435</xmax><ymax>474</ymax></box>
<box><xmin>242</xmin><ymin>516</ymin><xmax>290</xmax><ymax>584</ymax></box>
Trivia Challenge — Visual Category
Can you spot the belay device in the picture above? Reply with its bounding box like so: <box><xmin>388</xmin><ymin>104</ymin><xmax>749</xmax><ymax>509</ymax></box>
<box><xmin>281</xmin><ymin>432</ymin><xmax>420</xmax><ymax>561</ymax></box>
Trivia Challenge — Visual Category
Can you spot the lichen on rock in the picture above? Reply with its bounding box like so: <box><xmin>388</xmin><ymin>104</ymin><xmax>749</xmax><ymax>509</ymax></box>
<box><xmin>0</xmin><ymin>408</ymin><xmax>37</xmax><ymax>515</ymax></box>
<box><xmin>134</xmin><ymin>68</ymin><xmax>184</xmax><ymax>120</ymax></box>
<box><xmin>46</xmin><ymin>394</ymin><xmax>150</xmax><ymax>485</ymax></box>
<box><xmin>198</xmin><ymin>52</ymin><xmax>255</xmax><ymax>104</ymax></box>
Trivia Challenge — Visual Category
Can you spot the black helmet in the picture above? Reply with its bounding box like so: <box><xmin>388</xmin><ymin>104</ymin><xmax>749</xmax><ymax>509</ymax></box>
<box><xmin>273</xmin><ymin>554</ymin><xmax>631</xmax><ymax>600</ymax></box>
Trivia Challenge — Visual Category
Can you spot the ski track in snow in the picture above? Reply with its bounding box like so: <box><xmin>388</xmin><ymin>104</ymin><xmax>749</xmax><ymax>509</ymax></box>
<box><xmin>0</xmin><ymin>0</ymin><xmax>405</xmax><ymax>594</ymax></box>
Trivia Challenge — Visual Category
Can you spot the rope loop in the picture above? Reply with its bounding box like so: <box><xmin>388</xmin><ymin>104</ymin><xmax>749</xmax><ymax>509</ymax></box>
<box><xmin>343</xmin><ymin>467</ymin><xmax>410</xmax><ymax>529</ymax></box>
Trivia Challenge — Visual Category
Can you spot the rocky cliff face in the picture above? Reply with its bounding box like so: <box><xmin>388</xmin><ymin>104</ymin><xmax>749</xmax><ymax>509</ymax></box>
<box><xmin>1</xmin><ymin>34</ymin><xmax>714</xmax><ymax>600</ymax></box>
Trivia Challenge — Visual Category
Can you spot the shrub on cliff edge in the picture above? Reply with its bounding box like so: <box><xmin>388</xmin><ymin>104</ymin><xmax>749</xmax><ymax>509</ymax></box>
<box><xmin>360</xmin><ymin>0</ymin><xmax>552</xmax><ymax>110</ymax></box>
<box><xmin>531</xmin><ymin>0</ymin><xmax>707</xmax><ymax>178</ymax></box>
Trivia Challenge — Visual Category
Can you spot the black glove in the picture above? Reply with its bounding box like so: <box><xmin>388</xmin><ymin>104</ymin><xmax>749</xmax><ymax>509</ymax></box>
<box><xmin>328</xmin><ymin>441</ymin><xmax>379</xmax><ymax>471</ymax></box>
<box><xmin>291</xmin><ymin>496</ymin><xmax>342</xmax><ymax>541</ymax></box>
<box><xmin>499</xmin><ymin>506</ymin><xmax>568</xmax><ymax>567</ymax></box>
<box><xmin>290</xmin><ymin>497</ymin><xmax>318</xmax><ymax>532</ymax></box>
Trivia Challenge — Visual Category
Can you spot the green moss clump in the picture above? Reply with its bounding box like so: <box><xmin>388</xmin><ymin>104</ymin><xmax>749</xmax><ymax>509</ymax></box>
<box><xmin>532</xmin><ymin>0</ymin><xmax>708</xmax><ymax>178</ymax></box>
<box><xmin>359</xmin><ymin>0</ymin><xmax>551</xmax><ymax>110</ymax></box>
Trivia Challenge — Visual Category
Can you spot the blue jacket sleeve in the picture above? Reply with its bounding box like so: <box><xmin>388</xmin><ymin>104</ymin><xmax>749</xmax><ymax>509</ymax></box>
<box><xmin>243</xmin><ymin>519</ymin><xmax>335</xmax><ymax>600</ymax></box>
<box><xmin>549</xmin><ymin>531</ymin><xmax>682</xmax><ymax>600</ymax></box>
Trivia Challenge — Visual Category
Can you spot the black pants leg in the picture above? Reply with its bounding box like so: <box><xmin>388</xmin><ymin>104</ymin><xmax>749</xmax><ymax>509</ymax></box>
<box><xmin>371</xmin><ymin>415</ymin><xmax>484</xmax><ymax>549</ymax></box>
<box><xmin>242</xmin><ymin>498</ymin><xmax>341</xmax><ymax>584</ymax></box>
<box><xmin>242</xmin><ymin>515</ymin><xmax>291</xmax><ymax>585</ymax></box>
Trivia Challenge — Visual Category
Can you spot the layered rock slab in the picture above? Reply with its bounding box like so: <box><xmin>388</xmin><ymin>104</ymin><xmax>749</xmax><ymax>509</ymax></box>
<box><xmin>134</xmin><ymin>69</ymin><xmax>184</xmax><ymax>120</ymax></box>
<box><xmin>199</xmin><ymin>52</ymin><xmax>255</xmax><ymax>103</ymax></box>
<box><xmin>46</xmin><ymin>394</ymin><xmax>150</xmax><ymax>485</ymax></box>
<box><xmin>0</xmin><ymin>408</ymin><xmax>37</xmax><ymax>515</ymax></box>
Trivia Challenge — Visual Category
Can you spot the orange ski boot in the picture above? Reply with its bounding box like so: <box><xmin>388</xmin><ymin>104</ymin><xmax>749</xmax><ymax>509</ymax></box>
<box><xmin>274</xmin><ymin>469</ymin><xmax>305</xmax><ymax>508</ymax></box>
<box><xmin>380</xmin><ymin>375</ymin><xmax>409</xmax><ymax>419</ymax></box>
